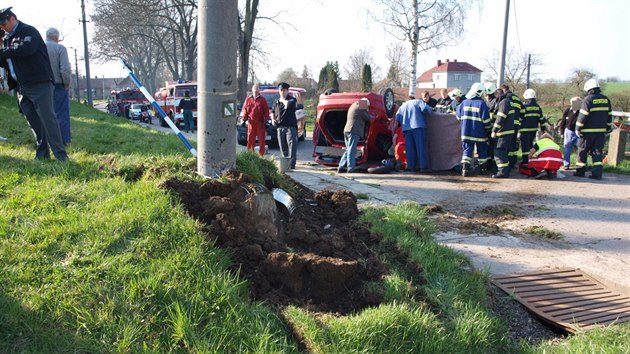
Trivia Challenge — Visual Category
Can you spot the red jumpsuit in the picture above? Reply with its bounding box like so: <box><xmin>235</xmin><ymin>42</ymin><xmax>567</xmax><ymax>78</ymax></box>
<box><xmin>242</xmin><ymin>94</ymin><xmax>270</xmax><ymax>156</ymax></box>
<box><xmin>527</xmin><ymin>138</ymin><xmax>563</xmax><ymax>176</ymax></box>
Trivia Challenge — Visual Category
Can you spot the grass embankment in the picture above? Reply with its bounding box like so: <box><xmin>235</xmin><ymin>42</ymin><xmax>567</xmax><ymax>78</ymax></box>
<box><xmin>1</xmin><ymin>94</ymin><xmax>629</xmax><ymax>352</ymax></box>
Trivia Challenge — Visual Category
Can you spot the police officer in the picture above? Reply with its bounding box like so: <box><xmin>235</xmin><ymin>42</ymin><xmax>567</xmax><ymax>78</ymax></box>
<box><xmin>574</xmin><ymin>78</ymin><xmax>613</xmax><ymax>180</ymax></box>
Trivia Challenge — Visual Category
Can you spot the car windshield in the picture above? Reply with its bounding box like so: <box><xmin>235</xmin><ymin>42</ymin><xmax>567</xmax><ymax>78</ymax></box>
<box><xmin>261</xmin><ymin>92</ymin><xmax>279</xmax><ymax>107</ymax></box>
<box><xmin>131</xmin><ymin>104</ymin><xmax>143</xmax><ymax>109</ymax></box>
<box><xmin>174</xmin><ymin>85</ymin><xmax>197</xmax><ymax>97</ymax></box>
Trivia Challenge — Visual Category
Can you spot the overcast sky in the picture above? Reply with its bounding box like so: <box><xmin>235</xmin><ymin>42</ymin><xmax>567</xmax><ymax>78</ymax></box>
<box><xmin>18</xmin><ymin>0</ymin><xmax>630</xmax><ymax>83</ymax></box>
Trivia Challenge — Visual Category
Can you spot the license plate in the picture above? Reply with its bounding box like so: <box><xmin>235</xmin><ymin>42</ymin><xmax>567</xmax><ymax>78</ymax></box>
<box><xmin>265</xmin><ymin>135</ymin><xmax>271</xmax><ymax>141</ymax></box>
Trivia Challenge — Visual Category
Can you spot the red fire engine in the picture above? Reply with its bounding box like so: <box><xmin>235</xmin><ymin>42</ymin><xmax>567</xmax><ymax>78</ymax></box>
<box><xmin>153</xmin><ymin>81</ymin><xmax>198</xmax><ymax>127</ymax></box>
<box><xmin>109</xmin><ymin>89</ymin><xmax>148</xmax><ymax>117</ymax></box>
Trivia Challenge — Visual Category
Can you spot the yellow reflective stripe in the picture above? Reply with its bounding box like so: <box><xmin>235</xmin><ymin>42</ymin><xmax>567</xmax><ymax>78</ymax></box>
<box><xmin>462</xmin><ymin>136</ymin><xmax>487</xmax><ymax>142</ymax></box>
<box><xmin>461</xmin><ymin>156</ymin><xmax>472</xmax><ymax>163</ymax></box>
<box><xmin>581</xmin><ymin>128</ymin><xmax>607</xmax><ymax>132</ymax></box>
<box><xmin>525</xmin><ymin>106</ymin><xmax>540</xmax><ymax>111</ymax></box>
<box><xmin>593</xmin><ymin>161</ymin><xmax>603</xmax><ymax>166</ymax></box>
<box><xmin>497</xmin><ymin>162</ymin><xmax>509</xmax><ymax>167</ymax></box>
<box><xmin>576</xmin><ymin>161</ymin><xmax>586</xmax><ymax>167</ymax></box>
<box><xmin>524</xmin><ymin>113</ymin><xmax>540</xmax><ymax>117</ymax></box>
<box><xmin>497</xmin><ymin>112</ymin><xmax>507</xmax><ymax>118</ymax></box>
<box><xmin>519</xmin><ymin>127</ymin><xmax>538</xmax><ymax>132</ymax></box>
<box><xmin>508</xmin><ymin>151</ymin><xmax>520</xmax><ymax>156</ymax></box>
<box><xmin>463</xmin><ymin>106</ymin><xmax>480</xmax><ymax>113</ymax></box>
<box><xmin>496</xmin><ymin>130</ymin><xmax>514</xmax><ymax>136</ymax></box>
<box><xmin>575</xmin><ymin>121</ymin><xmax>584</xmax><ymax>127</ymax></box>
<box><xmin>592</xmin><ymin>98</ymin><xmax>608</xmax><ymax>104</ymax></box>
<box><xmin>478</xmin><ymin>157</ymin><xmax>489</xmax><ymax>163</ymax></box>
<box><xmin>580</xmin><ymin>109</ymin><xmax>589</xmax><ymax>115</ymax></box>
<box><xmin>590</xmin><ymin>107</ymin><xmax>610</xmax><ymax>112</ymax></box>
<box><xmin>461</xmin><ymin>116</ymin><xmax>484</xmax><ymax>122</ymax></box>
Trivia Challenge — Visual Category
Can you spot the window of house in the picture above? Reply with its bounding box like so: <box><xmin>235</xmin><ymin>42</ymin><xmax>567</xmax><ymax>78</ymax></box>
<box><xmin>468</xmin><ymin>74</ymin><xmax>474</xmax><ymax>81</ymax></box>
<box><xmin>454</xmin><ymin>74</ymin><xmax>461</xmax><ymax>81</ymax></box>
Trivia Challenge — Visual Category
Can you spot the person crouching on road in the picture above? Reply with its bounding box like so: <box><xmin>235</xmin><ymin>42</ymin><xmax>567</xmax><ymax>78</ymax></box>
<box><xmin>273</xmin><ymin>82</ymin><xmax>298</xmax><ymax>169</ymax></box>
<box><xmin>338</xmin><ymin>97</ymin><xmax>371</xmax><ymax>173</ymax></box>
<box><xmin>396</xmin><ymin>94</ymin><xmax>432</xmax><ymax>172</ymax></box>
<box><xmin>178</xmin><ymin>90</ymin><xmax>196</xmax><ymax>133</ymax></box>
<box><xmin>524</xmin><ymin>132</ymin><xmax>563</xmax><ymax>179</ymax></box>
<box><xmin>456</xmin><ymin>83</ymin><xmax>491</xmax><ymax>177</ymax></box>
<box><xmin>242</xmin><ymin>83</ymin><xmax>269</xmax><ymax>156</ymax></box>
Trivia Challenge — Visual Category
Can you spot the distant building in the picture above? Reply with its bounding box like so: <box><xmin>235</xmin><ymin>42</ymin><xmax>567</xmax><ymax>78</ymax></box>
<box><xmin>416</xmin><ymin>59</ymin><xmax>482</xmax><ymax>93</ymax></box>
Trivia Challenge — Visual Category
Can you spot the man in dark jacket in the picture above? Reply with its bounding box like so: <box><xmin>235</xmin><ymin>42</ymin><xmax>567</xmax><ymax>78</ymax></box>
<box><xmin>491</xmin><ymin>90</ymin><xmax>516</xmax><ymax>178</ymax></box>
<box><xmin>338</xmin><ymin>98</ymin><xmax>371</xmax><ymax>173</ymax></box>
<box><xmin>272</xmin><ymin>82</ymin><xmax>297</xmax><ymax>169</ymax></box>
<box><xmin>0</xmin><ymin>7</ymin><xmax>68</xmax><ymax>161</ymax></box>
<box><xmin>177</xmin><ymin>90</ymin><xmax>196</xmax><ymax>133</ymax></box>
<box><xmin>519</xmin><ymin>89</ymin><xmax>547</xmax><ymax>166</ymax></box>
<box><xmin>574</xmin><ymin>79</ymin><xmax>613</xmax><ymax>180</ymax></box>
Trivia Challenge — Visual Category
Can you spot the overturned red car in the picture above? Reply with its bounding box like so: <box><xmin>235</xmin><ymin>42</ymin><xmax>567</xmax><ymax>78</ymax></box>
<box><xmin>312</xmin><ymin>89</ymin><xmax>396</xmax><ymax>166</ymax></box>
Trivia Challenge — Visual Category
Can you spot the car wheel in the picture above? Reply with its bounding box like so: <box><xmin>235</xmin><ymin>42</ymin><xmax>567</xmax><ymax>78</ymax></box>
<box><xmin>380</xmin><ymin>88</ymin><xmax>395</xmax><ymax>118</ymax></box>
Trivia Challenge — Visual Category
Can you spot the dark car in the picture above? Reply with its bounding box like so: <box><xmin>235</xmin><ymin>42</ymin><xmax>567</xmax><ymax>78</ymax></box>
<box><xmin>312</xmin><ymin>88</ymin><xmax>396</xmax><ymax>166</ymax></box>
<box><xmin>236</xmin><ymin>87</ymin><xmax>307</xmax><ymax>147</ymax></box>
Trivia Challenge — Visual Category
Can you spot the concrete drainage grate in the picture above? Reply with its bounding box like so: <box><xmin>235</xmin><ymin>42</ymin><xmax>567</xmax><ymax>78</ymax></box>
<box><xmin>491</xmin><ymin>268</ymin><xmax>630</xmax><ymax>332</ymax></box>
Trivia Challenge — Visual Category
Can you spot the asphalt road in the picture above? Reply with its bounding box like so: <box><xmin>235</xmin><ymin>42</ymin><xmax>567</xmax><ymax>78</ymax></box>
<box><xmin>97</xmin><ymin>103</ymin><xmax>630</xmax><ymax>295</ymax></box>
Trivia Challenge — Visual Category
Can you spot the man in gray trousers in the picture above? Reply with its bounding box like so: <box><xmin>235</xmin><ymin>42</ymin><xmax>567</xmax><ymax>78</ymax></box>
<box><xmin>0</xmin><ymin>7</ymin><xmax>68</xmax><ymax>161</ymax></box>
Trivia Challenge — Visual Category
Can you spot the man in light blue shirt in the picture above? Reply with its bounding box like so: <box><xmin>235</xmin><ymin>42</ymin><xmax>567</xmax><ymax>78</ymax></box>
<box><xmin>395</xmin><ymin>93</ymin><xmax>432</xmax><ymax>171</ymax></box>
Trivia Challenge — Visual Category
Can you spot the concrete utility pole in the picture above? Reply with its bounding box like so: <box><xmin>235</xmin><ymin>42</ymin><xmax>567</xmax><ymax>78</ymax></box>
<box><xmin>80</xmin><ymin>0</ymin><xmax>93</xmax><ymax>106</ymax></box>
<box><xmin>197</xmin><ymin>0</ymin><xmax>238</xmax><ymax>177</ymax></box>
<box><xmin>498</xmin><ymin>0</ymin><xmax>510</xmax><ymax>88</ymax></box>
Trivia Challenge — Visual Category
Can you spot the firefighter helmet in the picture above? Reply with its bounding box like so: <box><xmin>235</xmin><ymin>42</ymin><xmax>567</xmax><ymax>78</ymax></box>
<box><xmin>584</xmin><ymin>78</ymin><xmax>599</xmax><ymax>92</ymax></box>
<box><xmin>449</xmin><ymin>88</ymin><xmax>463</xmax><ymax>98</ymax></box>
<box><xmin>523</xmin><ymin>88</ymin><xmax>536</xmax><ymax>99</ymax></box>
<box><xmin>483</xmin><ymin>82</ymin><xmax>497</xmax><ymax>95</ymax></box>
<box><xmin>465</xmin><ymin>82</ymin><xmax>484</xmax><ymax>99</ymax></box>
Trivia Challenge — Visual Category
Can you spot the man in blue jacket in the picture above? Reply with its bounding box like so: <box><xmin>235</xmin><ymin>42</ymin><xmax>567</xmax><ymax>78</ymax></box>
<box><xmin>0</xmin><ymin>7</ymin><xmax>68</xmax><ymax>161</ymax></box>
<box><xmin>457</xmin><ymin>83</ymin><xmax>491</xmax><ymax>176</ymax></box>
<box><xmin>396</xmin><ymin>94</ymin><xmax>432</xmax><ymax>172</ymax></box>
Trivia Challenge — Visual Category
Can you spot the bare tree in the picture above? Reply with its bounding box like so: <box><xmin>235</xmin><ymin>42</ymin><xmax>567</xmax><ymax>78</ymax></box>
<box><xmin>567</xmin><ymin>67</ymin><xmax>597</xmax><ymax>92</ymax></box>
<box><xmin>276</xmin><ymin>67</ymin><xmax>299</xmax><ymax>84</ymax></box>
<box><xmin>482</xmin><ymin>48</ymin><xmax>543</xmax><ymax>94</ymax></box>
<box><xmin>373</xmin><ymin>0</ymin><xmax>467</xmax><ymax>96</ymax></box>
<box><xmin>385</xmin><ymin>42</ymin><xmax>410</xmax><ymax>87</ymax></box>
<box><xmin>344</xmin><ymin>48</ymin><xmax>381</xmax><ymax>82</ymax></box>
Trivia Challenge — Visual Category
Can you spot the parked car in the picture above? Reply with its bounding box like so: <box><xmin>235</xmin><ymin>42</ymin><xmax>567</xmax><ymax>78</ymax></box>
<box><xmin>237</xmin><ymin>86</ymin><xmax>307</xmax><ymax>147</ymax></box>
<box><xmin>312</xmin><ymin>88</ymin><xmax>396</xmax><ymax>166</ymax></box>
<box><xmin>128</xmin><ymin>103</ymin><xmax>145</xmax><ymax>120</ymax></box>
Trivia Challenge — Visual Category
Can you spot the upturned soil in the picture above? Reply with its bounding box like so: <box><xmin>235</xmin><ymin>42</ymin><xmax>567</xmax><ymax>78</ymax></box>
<box><xmin>161</xmin><ymin>170</ymin><xmax>390</xmax><ymax>314</ymax></box>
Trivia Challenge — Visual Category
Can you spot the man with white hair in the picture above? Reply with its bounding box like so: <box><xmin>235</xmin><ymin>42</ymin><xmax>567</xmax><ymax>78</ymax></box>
<box><xmin>338</xmin><ymin>97</ymin><xmax>371</xmax><ymax>173</ymax></box>
<box><xmin>45</xmin><ymin>27</ymin><xmax>72</xmax><ymax>144</ymax></box>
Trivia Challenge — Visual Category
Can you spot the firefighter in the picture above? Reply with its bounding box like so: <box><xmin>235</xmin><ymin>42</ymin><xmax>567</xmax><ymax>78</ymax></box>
<box><xmin>456</xmin><ymin>83</ymin><xmax>491</xmax><ymax>177</ymax></box>
<box><xmin>519</xmin><ymin>89</ymin><xmax>548</xmax><ymax>166</ymax></box>
<box><xmin>435</xmin><ymin>88</ymin><xmax>453</xmax><ymax>113</ymax></box>
<box><xmin>501</xmin><ymin>84</ymin><xmax>523</xmax><ymax>168</ymax></box>
<box><xmin>490</xmin><ymin>88</ymin><xmax>516</xmax><ymax>178</ymax></box>
<box><xmin>525</xmin><ymin>132</ymin><xmax>563</xmax><ymax>179</ymax></box>
<box><xmin>448</xmin><ymin>89</ymin><xmax>464</xmax><ymax>113</ymax></box>
<box><xmin>484</xmin><ymin>82</ymin><xmax>502</xmax><ymax>173</ymax></box>
<box><xmin>574</xmin><ymin>78</ymin><xmax>613</xmax><ymax>180</ymax></box>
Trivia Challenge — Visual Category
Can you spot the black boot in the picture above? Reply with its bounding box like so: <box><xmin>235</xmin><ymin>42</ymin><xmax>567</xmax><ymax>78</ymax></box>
<box><xmin>462</xmin><ymin>163</ymin><xmax>470</xmax><ymax>177</ymax></box>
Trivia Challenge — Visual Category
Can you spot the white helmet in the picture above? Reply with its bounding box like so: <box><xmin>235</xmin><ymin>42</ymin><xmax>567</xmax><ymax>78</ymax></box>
<box><xmin>523</xmin><ymin>88</ymin><xmax>536</xmax><ymax>99</ymax></box>
<box><xmin>584</xmin><ymin>78</ymin><xmax>599</xmax><ymax>92</ymax></box>
<box><xmin>483</xmin><ymin>82</ymin><xmax>497</xmax><ymax>95</ymax></box>
<box><xmin>449</xmin><ymin>88</ymin><xmax>463</xmax><ymax>99</ymax></box>
<box><xmin>465</xmin><ymin>83</ymin><xmax>484</xmax><ymax>99</ymax></box>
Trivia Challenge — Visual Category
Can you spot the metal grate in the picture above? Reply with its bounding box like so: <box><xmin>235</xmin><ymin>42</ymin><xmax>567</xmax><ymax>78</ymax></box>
<box><xmin>491</xmin><ymin>268</ymin><xmax>630</xmax><ymax>332</ymax></box>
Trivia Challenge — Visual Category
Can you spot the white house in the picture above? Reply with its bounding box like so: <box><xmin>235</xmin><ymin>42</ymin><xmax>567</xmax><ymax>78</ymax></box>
<box><xmin>416</xmin><ymin>59</ymin><xmax>482</xmax><ymax>93</ymax></box>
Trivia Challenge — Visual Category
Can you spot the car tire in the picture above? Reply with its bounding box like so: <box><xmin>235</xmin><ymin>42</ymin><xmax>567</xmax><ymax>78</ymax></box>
<box><xmin>380</xmin><ymin>88</ymin><xmax>395</xmax><ymax>118</ymax></box>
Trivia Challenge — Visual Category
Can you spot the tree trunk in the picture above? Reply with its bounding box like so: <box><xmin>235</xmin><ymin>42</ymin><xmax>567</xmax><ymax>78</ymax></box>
<box><xmin>408</xmin><ymin>0</ymin><xmax>419</xmax><ymax>98</ymax></box>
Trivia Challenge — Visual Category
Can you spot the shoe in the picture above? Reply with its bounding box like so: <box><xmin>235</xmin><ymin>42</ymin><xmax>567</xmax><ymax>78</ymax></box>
<box><xmin>533</xmin><ymin>170</ymin><xmax>548</xmax><ymax>179</ymax></box>
<box><xmin>492</xmin><ymin>173</ymin><xmax>508</xmax><ymax>179</ymax></box>
<box><xmin>347</xmin><ymin>168</ymin><xmax>360</xmax><ymax>173</ymax></box>
<box><xmin>337</xmin><ymin>167</ymin><xmax>347</xmax><ymax>173</ymax></box>
<box><xmin>588</xmin><ymin>175</ymin><xmax>602</xmax><ymax>180</ymax></box>
<box><xmin>561</xmin><ymin>165</ymin><xmax>571</xmax><ymax>170</ymax></box>
<box><xmin>573</xmin><ymin>172</ymin><xmax>585</xmax><ymax>177</ymax></box>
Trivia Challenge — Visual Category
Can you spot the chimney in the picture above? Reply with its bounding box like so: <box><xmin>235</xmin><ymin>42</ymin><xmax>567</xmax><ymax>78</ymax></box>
<box><xmin>446</xmin><ymin>59</ymin><xmax>450</xmax><ymax>63</ymax></box>
<box><xmin>437</xmin><ymin>60</ymin><xmax>442</xmax><ymax>66</ymax></box>
<box><xmin>454</xmin><ymin>59</ymin><xmax>458</xmax><ymax>62</ymax></box>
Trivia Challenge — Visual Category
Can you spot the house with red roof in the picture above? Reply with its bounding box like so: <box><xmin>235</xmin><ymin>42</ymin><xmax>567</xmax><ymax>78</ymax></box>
<box><xmin>416</xmin><ymin>59</ymin><xmax>482</xmax><ymax>94</ymax></box>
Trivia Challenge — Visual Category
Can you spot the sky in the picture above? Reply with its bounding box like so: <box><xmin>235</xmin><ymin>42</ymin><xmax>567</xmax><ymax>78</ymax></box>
<box><xmin>15</xmin><ymin>0</ymin><xmax>630</xmax><ymax>84</ymax></box>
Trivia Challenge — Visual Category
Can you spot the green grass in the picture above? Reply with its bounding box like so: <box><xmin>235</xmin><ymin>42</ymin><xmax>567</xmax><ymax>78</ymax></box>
<box><xmin>604</xmin><ymin>82</ymin><xmax>630</xmax><ymax>95</ymax></box>
<box><xmin>1</xmin><ymin>93</ymin><xmax>629</xmax><ymax>352</ymax></box>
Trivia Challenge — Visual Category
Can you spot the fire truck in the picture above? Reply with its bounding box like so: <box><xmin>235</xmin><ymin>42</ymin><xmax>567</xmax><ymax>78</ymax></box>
<box><xmin>153</xmin><ymin>81</ymin><xmax>198</xmax><ymax>127</ymax></box>
<box><xmin>109</xmin><ymin>89</ymin><xmax>148</xmax><ymax>118</ymax></box>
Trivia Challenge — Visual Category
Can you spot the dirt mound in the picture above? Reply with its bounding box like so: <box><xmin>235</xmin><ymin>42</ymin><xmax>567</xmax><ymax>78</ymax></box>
<box><xmin>161</xmin><ymin>170</ymin><xmax>387</xmax><ymax>313</ymax></box>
